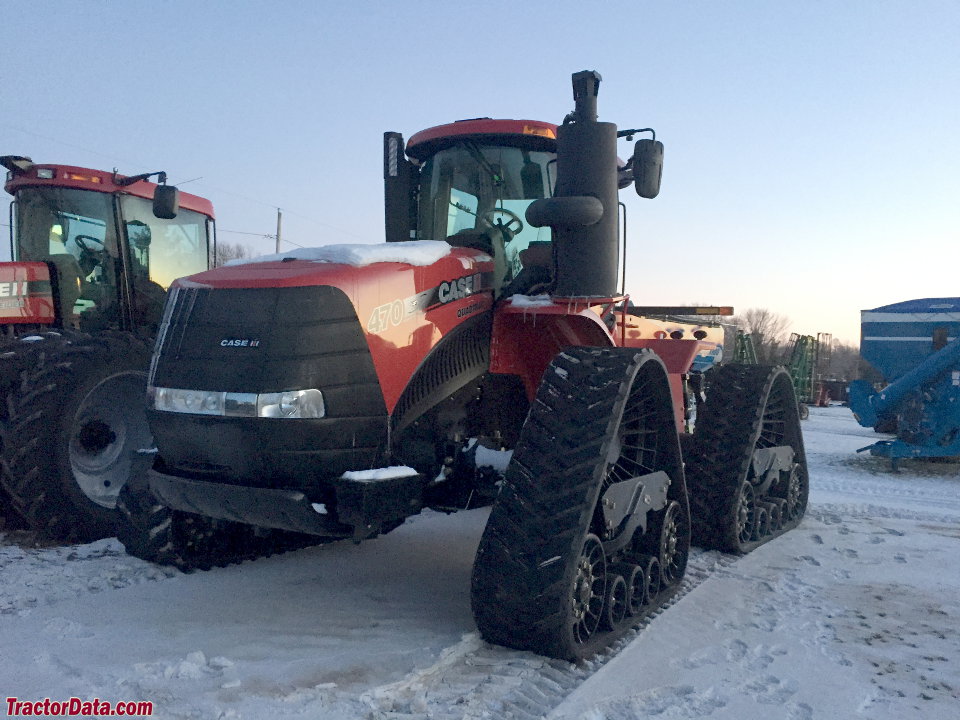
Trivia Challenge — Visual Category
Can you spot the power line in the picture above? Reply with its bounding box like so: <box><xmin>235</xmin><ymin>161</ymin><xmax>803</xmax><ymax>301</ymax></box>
<box><xmin>219</xmin><ymin>228</ymin><xmax>304</xmax><ymax>249</ymax></box>
<box><xmin>1</xmin><ymin>121</ymin><xmax>366</xmax><ymax>242</ymax></box>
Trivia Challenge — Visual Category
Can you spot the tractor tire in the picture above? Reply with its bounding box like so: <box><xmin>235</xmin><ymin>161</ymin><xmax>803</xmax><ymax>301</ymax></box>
<box><xmin>685</xmin><ymin>364</ymin><xmax>808</xmax><ymax>553</ymax></box>
<box><xmin>471</xmin><ymin>347</ymin><xmax>689</xmax><ymax>661</ymax></box>
<box><xmin>0</xmin><ymin>331</ymin><xmax>83</xmax><ymax>530</ymax></box>
<box><xmin>0</xmin><ymin>332</ymin><xmax>153</xmax><ymax>541</ymax></box>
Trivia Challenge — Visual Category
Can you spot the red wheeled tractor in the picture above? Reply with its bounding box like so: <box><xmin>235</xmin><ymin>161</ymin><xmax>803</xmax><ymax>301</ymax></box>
<box><xmin>0</xmin><ymin>157</ymin><xmax>213</xmax><ymax>540</ymax></box>
<box><xmin>117</xmin><ymin>71</ymin><xmax>807</xmax><ymax>661</ymax></box>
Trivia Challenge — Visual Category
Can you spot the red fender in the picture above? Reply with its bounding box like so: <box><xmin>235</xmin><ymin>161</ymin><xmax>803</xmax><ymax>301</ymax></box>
<box><xmin>490</xmin><ymin>299</ymin><xmax>615</xmax><ymax>399</ymax></box>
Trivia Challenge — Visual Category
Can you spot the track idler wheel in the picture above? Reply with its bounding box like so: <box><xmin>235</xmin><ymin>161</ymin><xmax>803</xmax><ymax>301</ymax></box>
<box><xmin>572</xmin><ymin>534</ymin><xmax>608</xmax><ymax>642</ymax></box>
<box><xmin>618</xmin><ymin>564</ymin><xmax>645</xmax><ymax>617</ymax></box>
<box><xmin>653</xmin><ymin>499</ymin><xmax>688</xmax><ymax>586</ymax></box>
<box><xmin>601</xmin><ymin>573</ymin><xmax>628</xmax><ymax>631</ymax></box>
<box><xmin>733</xmin><ymin>480</ymin><xmax>757</xmax><ymax>546</ymax></box>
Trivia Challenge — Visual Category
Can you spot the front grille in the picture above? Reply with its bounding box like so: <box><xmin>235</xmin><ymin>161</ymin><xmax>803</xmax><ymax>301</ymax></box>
<box><xmin>148</xmin><ymin>285</ymin><xmax>389</xmax><ymax>485</ymax></box>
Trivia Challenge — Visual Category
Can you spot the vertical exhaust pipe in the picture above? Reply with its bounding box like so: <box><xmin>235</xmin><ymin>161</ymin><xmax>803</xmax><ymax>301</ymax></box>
<box><xmin>526</xmin><ymin>70</ymin><xmax>621</xmax><ymax>297</ymax></box>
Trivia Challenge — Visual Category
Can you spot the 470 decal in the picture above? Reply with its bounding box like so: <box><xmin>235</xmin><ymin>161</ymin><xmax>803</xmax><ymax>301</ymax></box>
<box><xmin>366</xmin><ymin>273</ymin><xmax>486</xmax><ymax>334</ymax></box>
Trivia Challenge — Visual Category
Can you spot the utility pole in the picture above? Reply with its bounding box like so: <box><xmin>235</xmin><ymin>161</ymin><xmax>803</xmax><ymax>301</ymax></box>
<box><xmin>275</xmin><ymin>208</ymin><xmax>283</xmax><ymax>253</ymax></box>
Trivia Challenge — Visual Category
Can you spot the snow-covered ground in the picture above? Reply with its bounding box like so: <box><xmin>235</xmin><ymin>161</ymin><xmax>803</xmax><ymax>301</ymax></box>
<box><xmin>1</xmin><ymin>406</ymin><xmax>958</xmax><ymax>719</ymax></box>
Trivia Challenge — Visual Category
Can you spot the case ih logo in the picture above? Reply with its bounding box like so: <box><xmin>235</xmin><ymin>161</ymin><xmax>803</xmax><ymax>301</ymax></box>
<box><xmin>220</xmin><ymin>338</ymin><xmax>261</xmax><ymax>347</ymax></box>
<box><xmin>438</xmin><ymin>273</ymin><xmax>481</xmax><ymax>304</ymax></box>
<box><xmin>0</xmin><ymin>281</ymin><xmax>29</xmax><ymax>297</ymax></box>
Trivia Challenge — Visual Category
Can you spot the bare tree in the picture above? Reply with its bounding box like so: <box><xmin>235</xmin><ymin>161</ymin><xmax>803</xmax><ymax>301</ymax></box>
<box><xmin>731</xmin><ymin>307</ymin><xmax>792</xmax><ymax>364</ymax></box>
<box><xmin>213</xmin><ymin>241</ymin><xmax>253</xmax><ymax>267</ymax></box>
<box><xmin>826</xmin><ymin>341</ymin><xmax>861</xmax><ymax>381</ymax></box>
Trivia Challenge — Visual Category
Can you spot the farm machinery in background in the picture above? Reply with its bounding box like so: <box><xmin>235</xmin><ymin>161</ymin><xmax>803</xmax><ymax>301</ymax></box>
<box><xmin>0</xmin><ymin>156</ymin><xmax>214</xmax><ymax>539</ymax></box>
<box><xmin>733</xmin><ymin>330</ymin><xmax>759</xmax><ymax>364</ymax></box>
<box><xmin>849</xmin><ymin>297</ymin><xmax>960</xmax><ymax>468</ymax></box>
<box><xmin>116</xmin><ymin>71</ymin><xmax>808</xmax><ymax>661</ymax></box>
<box><xmin>785</xmin><ymin>332</ymin><xmax>832</xmax><ymax>419</ymax></box>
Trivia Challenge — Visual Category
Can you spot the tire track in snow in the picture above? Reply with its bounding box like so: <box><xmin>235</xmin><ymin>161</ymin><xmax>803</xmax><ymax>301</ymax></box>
<box><xmin>0</xmin><ymin>535</ymin><xmax>177</xmax><ymax>616</ymax></box>
<box><xmin>357</xmin><ymin>547</ymin><xmax>741</xmax><ymax>719</ymax></box>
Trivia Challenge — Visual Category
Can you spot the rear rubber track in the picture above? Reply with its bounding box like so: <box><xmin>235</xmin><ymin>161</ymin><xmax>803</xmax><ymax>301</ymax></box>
<box><xmin>685</xmin><ymin>363</ymin><xmax>809</xmax><ymax>552</ymax></box>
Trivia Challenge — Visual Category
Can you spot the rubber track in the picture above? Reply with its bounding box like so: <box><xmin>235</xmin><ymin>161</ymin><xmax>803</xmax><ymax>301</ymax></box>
<box><xmin>471</xmin><ymin>347</ymin><xmax>683</xmax><ymax>661</ymax></box>
<box><xmin>0</xmin><ymin>332</ymin><xmax>153</xmax><ymax>541</ymax></box>
<box><xmin>685</xmin><ymin>364</ymin><xmax>808</xmax><ymax>552</ymax></box>
<box><xmin>116</xmin><ymin>477</ymin><xmax>319</xmax><ymax>572</ymax></box>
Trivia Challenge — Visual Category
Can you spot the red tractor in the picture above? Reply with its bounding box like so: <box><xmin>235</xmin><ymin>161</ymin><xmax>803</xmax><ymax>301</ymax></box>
<box><xmin>117</xmin><ymin>71</ymin><xmax>808</xmax><ymax>661</ymax></box>
<box><xmin>0</xmin><ymin>157</ymin><xmax>214</xmax><ymax>540</ymax></box>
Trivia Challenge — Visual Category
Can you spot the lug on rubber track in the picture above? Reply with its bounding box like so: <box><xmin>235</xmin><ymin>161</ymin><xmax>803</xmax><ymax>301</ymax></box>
<box><xmin>116</xmin><ymin>474</ymin><xmax>318</xmax><ymax>571</ymax></box>
<box><xmin>471</xmin><ymin>347</ymin><xmax>690</xmax><ymax>662</ymax></box>
<box><xmin>684</xmin><ymin>364</ymin><xmax>809</xmax><ymax>553</ymax></box>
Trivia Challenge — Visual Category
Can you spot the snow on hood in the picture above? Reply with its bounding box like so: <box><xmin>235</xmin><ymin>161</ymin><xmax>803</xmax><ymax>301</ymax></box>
<box><xmin>341</xmin><ymin>466</ymin><xmax>419</xmax><ymax>482</ymax></box>
<box><xmin>226</xmin><ymin>241</ymin><xmax>452</xmax><ymax>268</ymax></box>
<box><xmin>509</xmin><ymin>293</ymin><xmax>554</xmax><ymax>308</ymax></box>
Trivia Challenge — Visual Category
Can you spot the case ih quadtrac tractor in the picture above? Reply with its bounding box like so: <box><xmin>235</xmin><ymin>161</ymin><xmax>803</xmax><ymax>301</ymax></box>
<box><xmin>118</xmin><ymin>71</ymin><xmax>808</xmax><ymax>661</ymax></box>
<box><xmin>0</xmin><ymin>157</ymin><xmax>213</xmax><ymax>540</ymax></box>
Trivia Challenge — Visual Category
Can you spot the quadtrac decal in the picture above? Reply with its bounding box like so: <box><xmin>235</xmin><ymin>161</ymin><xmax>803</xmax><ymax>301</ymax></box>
<box><xmin>366</xmin><ymin>271</ymin><xmax>493</xmax><ymax>334</ymax></box>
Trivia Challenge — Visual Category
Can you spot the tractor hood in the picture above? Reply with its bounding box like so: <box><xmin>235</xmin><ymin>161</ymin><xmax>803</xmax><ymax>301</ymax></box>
<box><xmin>166</xmin><ymin>241</ymin><xmax>496</xmax><ymax>413</ymax></box>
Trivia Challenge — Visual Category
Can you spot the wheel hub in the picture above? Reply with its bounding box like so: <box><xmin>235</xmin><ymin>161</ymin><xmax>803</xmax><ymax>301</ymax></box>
<box><xmin>76</xmin><ymin>420</ymin><xmax>118</xmax><ymax>455</ymax></box>
<box><xmin>69</xmin><ymin>371</ymin><xmax>152</xmax><ymax>509</ymax></box>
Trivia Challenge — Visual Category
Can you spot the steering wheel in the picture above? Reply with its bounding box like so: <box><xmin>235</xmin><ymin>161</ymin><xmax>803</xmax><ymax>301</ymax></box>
<box><xmin>480</xmin><ymin>207</ymin><xmax>524</xmax><ymax>239</ymax></box>
<box><xmin>73</xmin><ymin>235</ymin><xmax>105</xmax><ymax>253</ymax></box>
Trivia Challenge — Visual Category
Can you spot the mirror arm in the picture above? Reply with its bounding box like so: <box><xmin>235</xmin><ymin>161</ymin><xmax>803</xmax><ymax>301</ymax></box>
<box><xmin>617</xmin><ymin>127</ymin><xmax>656</xmax><ymax>142</ymax></box>
<box><xmin>114</xmin><ymin>170</ymin><xmax>168</xmax><ymax>187</ymax></box>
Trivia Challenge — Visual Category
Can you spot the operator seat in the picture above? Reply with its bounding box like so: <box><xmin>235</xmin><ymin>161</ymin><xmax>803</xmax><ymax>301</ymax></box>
<box><xmin>44</xmin><ymin>253</ymin><xmax>84</xmax><ymax>320</ymax></box>
<box><xmin>501</xmin><ymin>241</ymin><xmax>553</xmax><ymax>297</ymax></box>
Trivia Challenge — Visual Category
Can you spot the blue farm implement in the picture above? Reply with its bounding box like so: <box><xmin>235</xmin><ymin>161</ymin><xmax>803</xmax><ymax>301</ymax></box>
<box><xmin>848</xmin><ymin>298</ymin><xmax>960</xmax><ymax>467</ymax></box>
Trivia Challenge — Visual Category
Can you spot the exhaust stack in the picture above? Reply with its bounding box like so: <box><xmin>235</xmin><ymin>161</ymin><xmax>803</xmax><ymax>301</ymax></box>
<box><xmin>525</xmin><ymin>70</ymin><xmax>620</xmax><ymax>297</ymax></box>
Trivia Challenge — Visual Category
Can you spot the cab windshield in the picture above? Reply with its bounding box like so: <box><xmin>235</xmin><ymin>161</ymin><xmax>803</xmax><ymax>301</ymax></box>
<box><xmin>11</xmin><ymin>186</ymin><xmax>210</xmax><ymax>329</ymax></box>
<box><xmin>417</xmin><ymin>143</ymin><xmax>555</xmax><ymax>292</ymax></box>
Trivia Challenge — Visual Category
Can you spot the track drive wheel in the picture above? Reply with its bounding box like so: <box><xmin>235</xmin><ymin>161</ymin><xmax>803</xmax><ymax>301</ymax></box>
<box><xmin>471</xmin><ymin>347</ymin><xmax>689</xmax><ymax>661</ymax></box>
<box><xmin>685</xmin><ymin>364</ymin><xmax>809</xmax><ymax>553</ymax></box>
<box><xmin>0</xmin><ymin>332</ymin><xmax>152</xmax><ymax>541</ymax></box>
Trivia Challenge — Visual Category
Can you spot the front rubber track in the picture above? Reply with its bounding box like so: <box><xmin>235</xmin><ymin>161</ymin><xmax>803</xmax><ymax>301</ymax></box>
<box><xmin>116</xmin><ymin>475</ymin><xmax>321</xmax><ymax>571</ymax></box>
<box><xmin>471</xmin><ymin>347</ymin><xmax>689</xmax><ymax>662</ymax></box>
<box><xmin>0</xmin><ymin>332</ymin><xmax>153</xmax><ymax>541</ymax></box>
<box><xmin>685</xmin><ymin>364</ymin><xmax>809</xmax><ymax>552</ymax></box>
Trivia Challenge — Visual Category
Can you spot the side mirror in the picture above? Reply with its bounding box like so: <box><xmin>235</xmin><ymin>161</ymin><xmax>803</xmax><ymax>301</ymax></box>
<box><xmin>153</xmin><ymin>185</ymin><xmax>180</xmax><ymax>219</ymax></box>
<box><xmin>633</xmin><ymin>139</ymin><xmax>664</xmax><ymax>199</ymax></box>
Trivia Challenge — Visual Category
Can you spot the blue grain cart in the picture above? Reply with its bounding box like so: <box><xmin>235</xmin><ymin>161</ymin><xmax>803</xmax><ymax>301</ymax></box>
<box><xmin>848</xmin><ymin>298</ymin><xmax>960</xmax><ymax>466</ymax></box>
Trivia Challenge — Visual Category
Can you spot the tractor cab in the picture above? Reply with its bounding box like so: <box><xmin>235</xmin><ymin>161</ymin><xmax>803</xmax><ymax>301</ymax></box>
<box><xmin>385</xmin><ymin>119</ymin><xmax>559</xmax><ymax>296</ymax></box>
<box><xmin>3</xmin><ymin>157</ymin><xmax>214</xmax><ymax>333</ymax></box>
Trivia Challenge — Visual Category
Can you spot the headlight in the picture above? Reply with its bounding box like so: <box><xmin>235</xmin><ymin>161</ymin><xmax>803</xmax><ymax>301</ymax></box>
<box><xmin>151</xmin><ymin>387</ymin><xmax>325</xmax><ymax>419</ymax></box>
<box><xmin>258</xmin><ymin>390</ymin><xmax>325</xmax><ymax>418</ymax></box>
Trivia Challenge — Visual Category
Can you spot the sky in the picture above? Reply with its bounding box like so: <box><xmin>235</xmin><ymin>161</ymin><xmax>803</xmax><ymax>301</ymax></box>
<box><xmin>2</xmin><ymin>0</ymin><xmax>958</xmax><ymax>345</ymax></box>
